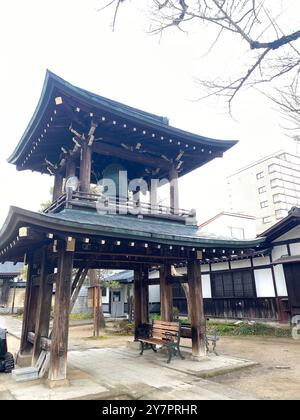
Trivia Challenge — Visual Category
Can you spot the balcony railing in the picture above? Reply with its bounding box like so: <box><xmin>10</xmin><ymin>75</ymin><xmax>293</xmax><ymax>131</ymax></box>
<box><xmin>43</xmin><ymin>190</ymin><xmax>197</xmax><ymax>224</ymax></box>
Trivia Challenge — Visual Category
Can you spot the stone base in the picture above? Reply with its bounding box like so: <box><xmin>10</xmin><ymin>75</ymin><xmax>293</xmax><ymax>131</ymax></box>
<box><xmin>126</xmin><ymin>340</ymin><xmax>140</xmax><ymax>350</ymax></box>
<box><xmin>15</xmin><ymin>352</ymin><xmax>32</xmax><ymax>368</ymax></box>
<box><xmin>46</xmin><ymin>378</ymin><xmax>70</xmax><ymax>389</ymax></box>
<box><xmin>191</xmin><ymin>354</ymin><xmax>209</xmax><ymax>362</ymax></box>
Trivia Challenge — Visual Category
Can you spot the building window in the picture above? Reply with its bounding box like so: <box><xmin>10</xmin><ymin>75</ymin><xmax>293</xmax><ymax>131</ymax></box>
<box><xmin>102</xmin><ymin>287</ymin><xmax>107</xmax><ymax>297</ymax></box>
<box><xmin>275</xmin><ymin>209</ymin><xmax>287</xmax><ymax>220</ymax></box>
<box><xmin>263</xmin><ymin>216</ymin><xmax>272</xmax><ymax>224</ymax></box>
<box><xmin>256</xmin><ymin>172</ymin><xmax>264</xmax><ymax>180</ymax></box>
<box><xmin>211</xmin><ymin>271</ymin><xmax>255</xmax><ymax>298</ymax></box>
<box><xmin>229</xmin><ymin>227</ymin><xmax>245</xmax><ymax>239</ymax></box>
<box><xmin>258</xmin><ymin>186</ymin><xmax>267</xmax><ymax>194</ymax></box>
<box><xmin>273</xmin><ymin>194</ymin><xmax>280</xmax><ymax>204</ymax></box>
<box><xmin>260</xmin><ymin>200</ymin><xmax>269</xmax><ymax>208</ymax></box>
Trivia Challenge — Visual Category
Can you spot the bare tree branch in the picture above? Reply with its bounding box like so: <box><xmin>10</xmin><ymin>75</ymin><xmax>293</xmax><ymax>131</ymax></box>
<box><xmin>99</xmin><ymin>0</ymin><xmax>300</xmax><ymax>112</ymax></box>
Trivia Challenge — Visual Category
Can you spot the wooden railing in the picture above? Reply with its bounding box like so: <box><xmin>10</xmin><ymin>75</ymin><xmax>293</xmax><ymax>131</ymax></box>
<box><xmin>43</xmin><ymin>190</ymin><xmax>197</xmax><ymax>224</ymax></box>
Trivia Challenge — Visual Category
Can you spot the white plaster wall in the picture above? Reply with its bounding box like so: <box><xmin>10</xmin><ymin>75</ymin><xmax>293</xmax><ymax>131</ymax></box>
<box><xmin>201</xmin><ymin>264</ymin><xmax>210</xmax><ymax>273</ymax></box>
<box><xmin>149</xmin><ymin>284</ymin><xmax>160</xmax><ymax>303</ymax></box>
<box><xmin>254</xmin><ymin>269</ymin><xmax>276</xmax><ymax>297</ymax></box>
<box><xmin>273</xmin><ymin>264</ymin><xmax>288</xmax><ymax>296</ymax></box>
<box><xmin>275</xmin><ymin>225</ymin><xmax>300</xmax><ymax>241</ymax></box>
<box><xmin>290</xmin><ymin>242</ymin><xmax>300</xmax><ymax>256</ymax></box>
<box><xmin>272</xmin><ymin>245</ymin><xmax>289</xmax><ymax>261</ymax></box>
<box><xmin>202</xmin><ymin>274</ymin><xmax>212</xmax><ymax>298</ymax></box>
<box><xmin>253</xmin><ymin>256</ymin><xmax>271</xmax><ymax>266</ymax></box>
<box><xmin>230</xmin><ymin>259</ymin><xmax>252</xmax><ymax>269</ymax></box>
<box><xmin>149</xmin><ymin>270</ymin><xmax>159</xmax><ymax>279</ymax></box>
<box><xmin>211</xmin><ymin>262</ymin><xmax>229</xmax><ymax>271</ymax></box>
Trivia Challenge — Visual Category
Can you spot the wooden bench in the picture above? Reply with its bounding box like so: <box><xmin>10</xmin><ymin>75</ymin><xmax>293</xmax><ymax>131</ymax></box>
<box><xmin>138</xmin><ymin>320</ymin><xmax>185</xmax><ymax>364</ymax></box>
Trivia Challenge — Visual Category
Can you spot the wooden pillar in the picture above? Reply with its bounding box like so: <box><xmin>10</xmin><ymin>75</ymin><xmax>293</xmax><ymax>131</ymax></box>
<box><xmin>20</xmin><ymin>254</ymin><xmax>39</xmax><ymax>355</ymax></box>
<box><xmin>150</xmin><ymin>179</ymin><xmax>158</xmax><ymax>215</ymax></box>
<box><xmin>160</xmin><ymin>265</ymin><xmax>173</xmax><ymax>322</ymax></box>
<box><xmin>80</xmin><ymin>142</ymin><xmax>92</xmax><ymax>193</ymax></box>
<box><xmin>187</xmin><ymin>260</ymin><xmax>207</xmax><ymax>359</ymax></box>
<box><xmin>65</xmin><ymin>159</ymin><xmax>76</xmax><ymax>179</ymax></box>
<box><xmin>32</xmin><ymin>247</ymin><xmax>53</xmax><ymax>365</ymax></box>
<box><xmin>134</xmin><ymin>269</ymin><xmax>142</xmax><ymax>340</ymax></box>
<box><xmin>0</xmin><ymin>279</ymin><xmax>10</xmax><ymax>306</ymax></box>
<box><xmin>48</xmin><ymin>247</ymin><xmax>74</xmax><ymax>384</ymax></box>
<box><xmin>169</xmin><ymin>167</ymin><xmax>179</xmax><ymax>215</ymax></box>
<box><xmin>141</xmin><ymin>269</ymin><xmax>149</xmax><ymax>324</ymax></box>
<box><xmin>53</xmin><ymin>173</ymin><xmax>64</xmax><ymax>201</ymax></box>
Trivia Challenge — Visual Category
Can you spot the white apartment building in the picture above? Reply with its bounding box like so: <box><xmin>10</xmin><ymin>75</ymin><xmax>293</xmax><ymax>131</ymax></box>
<box><xmin>227</xmin><ymin>147</ymin><xmax>300</xmax><ymax>234</ymax></box>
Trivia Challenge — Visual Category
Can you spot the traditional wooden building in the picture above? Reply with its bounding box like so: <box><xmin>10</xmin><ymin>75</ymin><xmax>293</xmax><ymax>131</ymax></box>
<box><xmin>0</xmin><ymin>262</ymin><xmax>23</xmax><ymax>309</ymax></box>
<box><xmin>0</xmin><ymin>71</ymin><xmax>264</xmax><ymax>386</ymax></box>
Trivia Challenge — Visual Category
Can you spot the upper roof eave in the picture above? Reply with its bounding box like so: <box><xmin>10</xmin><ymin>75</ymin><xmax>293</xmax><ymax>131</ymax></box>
<box><xmin>8</xmin><ymin>70</ymin><xmax>238</xmax><ymax>166</ymax></box>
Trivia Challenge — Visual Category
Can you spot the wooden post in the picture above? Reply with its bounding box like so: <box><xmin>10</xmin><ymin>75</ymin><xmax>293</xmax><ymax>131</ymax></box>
<box><xmin>187</xmin><ymin>260</ymin><xmax>207</xmax><ymax>359</ymax></box>
<box><xmin>32</xmin><ymin>247</ymin><xmax>53</xmax><ymax>365</ymax></box>
<box><xmin>48</xmin><ymin>246</ymin><xmax>74</xmax><ymax>385</ymax></box>
<box><xmin>53</xmin><ymin>173</ymin><xmax>64</xmax><ymax>201</ymax></box>
<box><xmin>169</xmin><ymin>167</ymin><xmax>179</xmax><ymax>215</ymax></box>
<box><xmin>20</xmin><ymin>254</ymin><xmax>39</xmax><ymax>355</ymax></box>
<box><xmin>80</xmin><ymin>142</ymin><xmax>92</xmax><ymax>193</ymax></box>
<box><xmin>141</xmin><ymin>269</ymin><xmax>149</xmax><ymax>324</ymax></box>
<box><xmin>93</xmin><ymin>286</ymin><xmax>101</xmax><ymax>337</ymax></box>
<box><xmin>134</xmin><ymin>269</ymin><xmax>142</xmax><ymax>340</ymax></box>
<box><xmin>150</xmin><ymin>179</ymin><xmax>159</xmax><ymax>215</ymax></box>
<box><xmin>160</xmin><ymin>265</ymin><xmax>173</xmax><ymax>322</ymax></box>
<box><xmin>65</xmin><ymin>159</ymin><xmax>76</xmax><ymax>179</ymax></box>
<box><xmin>0</xmin><ymin>279</ymin><xmax>10</xmax><ymax>306</ymax></box>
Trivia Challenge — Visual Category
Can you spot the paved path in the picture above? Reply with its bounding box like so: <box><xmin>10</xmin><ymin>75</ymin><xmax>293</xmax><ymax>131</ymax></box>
<box><xmin>0</xmin><ymin>315</ymin><xmax>258</xmax><ymax>400</ymax></box>
<box><xmin>0</xmin><ymin>315</ymin><xmax>22</xmax><ymax>339</ymax></box>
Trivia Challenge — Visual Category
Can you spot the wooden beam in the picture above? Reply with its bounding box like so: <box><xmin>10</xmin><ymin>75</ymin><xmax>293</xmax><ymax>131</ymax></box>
<box><xmin>187</xmin><ymin>260</ymin><xmax>207</xmax><ymax>359</ymax></box>
<box><xmin>160</xmin><ymin>265</ymin><xmax>173</xmax><ymax>322</ymax></box>
<box><xmin>93</xmin><ymin>142</ymin><xmax>173</xmax><ymax>171</ymax></box>
<box><xmin>48</xmin><ymin>248</ymin><xmax>74</xmax><ymax>383</ymax></box>
<box><xmin>70</xmin><ymin>266</ymin><xmax>89</xmax><ymax>312</ymax></box>
<box><xmin>32</xmin><ymin>247</ymin><xmax>53</xmax><ymax>365</ymax></box>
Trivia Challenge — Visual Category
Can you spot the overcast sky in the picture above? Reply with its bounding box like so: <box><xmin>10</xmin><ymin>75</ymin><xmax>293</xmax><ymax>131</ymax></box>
<box><xmin>0</xmin><ymin>0</ymin><xmax>298</xmax><ymax>226</ymax></box>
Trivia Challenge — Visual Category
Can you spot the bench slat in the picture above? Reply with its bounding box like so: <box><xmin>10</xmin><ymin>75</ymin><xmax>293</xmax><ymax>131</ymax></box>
<box><xmin>152</xmin><ymin>325</ymin><xmax>180</xmax><ymax>332</ymax></box>
<box><xmin>153</xmin><ymin>321</ymin><xmax>180</xmax><ymax>328</ymax></box>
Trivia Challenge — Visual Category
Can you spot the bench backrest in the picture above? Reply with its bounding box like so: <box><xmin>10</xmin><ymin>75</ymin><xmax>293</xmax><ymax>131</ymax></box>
<box><xmin>152</xmin><ymin>320</ymin><xmax>180</xmax><ymax>343</ymax></box>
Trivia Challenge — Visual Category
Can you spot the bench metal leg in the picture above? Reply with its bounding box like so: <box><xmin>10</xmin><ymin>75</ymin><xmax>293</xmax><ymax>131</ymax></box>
<box><xmin>151</xmin><ymin>344</ymin><xmax>157</xmax><ymax>353</ymax></box>
<box><xmin>140</xmin><ymin>341</ymin><xmax>145</xmax><ymax>356</ymax></box>
<box><xmin>212</xmin><ymin>341</ymin><xmax>219</xmax><ymax>356</ymax></box>
<box><xmin>177</xmin><ymin>346</ymin><xmax>185</xmax><ymax>360</ymax></box>
<box><xmin>167</xmin><ymin>348</ymin><xmax>172</xmax><ymax>364</ymax></box>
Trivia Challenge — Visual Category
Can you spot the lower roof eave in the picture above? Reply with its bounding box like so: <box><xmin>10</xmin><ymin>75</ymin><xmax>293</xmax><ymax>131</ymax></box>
<box><xmin>0</xmin><ymin>206</ymin><xmax>265</xmax><ymax>256</ymax></box>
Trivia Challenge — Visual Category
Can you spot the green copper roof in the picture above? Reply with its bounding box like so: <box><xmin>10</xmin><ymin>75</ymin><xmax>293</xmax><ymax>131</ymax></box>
<box><xmin>0</xmin><ymin>207</ymin><xmax>265</xmax><ymax>252</ymax></box>
<box><xmin>8</xmin><ymin>71</ymin><xmax>238</xmax><ymax>170</ymax></box>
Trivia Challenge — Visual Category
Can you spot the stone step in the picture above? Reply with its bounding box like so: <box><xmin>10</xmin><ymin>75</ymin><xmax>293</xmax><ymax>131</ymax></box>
<box><xmin>12</xmin><ymin>367</ymin><xmax>39</xmax><ymax>382</ymax></box>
